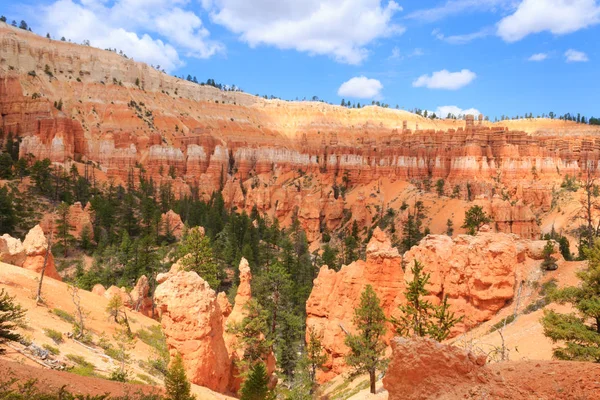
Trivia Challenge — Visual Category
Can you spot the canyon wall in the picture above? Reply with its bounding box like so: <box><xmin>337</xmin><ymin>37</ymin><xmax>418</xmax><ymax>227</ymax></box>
<box><xmin>2</xmin><ymin>23</ymin><xmax>600</xmax><ymax>241</ymax></box>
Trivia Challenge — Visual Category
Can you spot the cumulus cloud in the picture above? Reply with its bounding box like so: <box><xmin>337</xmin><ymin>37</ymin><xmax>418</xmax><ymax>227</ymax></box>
<box><xmin>436</xmin><ymin>105</ymin><xmax>481</xmax><ymax>118</ymax></box>
<box><xmin>412</xmin><ymin>69</ymin><xmax>476</xmax><ymax>90</ymax></box>
<box><xmin>37</xmin><ymin>0</ymin><xmax>223</xmax><ymax>72</ymax></box>
<box><xmin>565</xmin><ymin>49</ymin><xmax>589</xmax><ymax>62</ymax></box>
<box><xmin>202</xmin><ymin>0</ymin><xmax>404</xmax><ymax>64</ymax></box>
<box><xmin>497</xmin><ymin>0</ymin><xmax>600</xmax><ymax>42</ymax></box>
<box><xmin>337</xmin><ymin>76</ymin><xmax>383</xmax><ymax>99</ymax></box>
<box><xmin>528</xmin><ymin>53</ymin><xmax>548</xmax><ymax>61</ymax></box>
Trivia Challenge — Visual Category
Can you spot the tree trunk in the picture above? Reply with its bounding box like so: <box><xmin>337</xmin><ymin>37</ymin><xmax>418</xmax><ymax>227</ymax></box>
<box><xmin>36</xmin><ymin>222</ymin><xmax>53</xmax><ymax>304</ymax></box>
<box><xmin>369</xmin><ymin>369</ymin><xmax>376</xmax><ymax>394</ymax></box>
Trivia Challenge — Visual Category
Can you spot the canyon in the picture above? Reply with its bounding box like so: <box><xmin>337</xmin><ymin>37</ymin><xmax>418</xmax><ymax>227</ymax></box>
<box><xmin>2</xmin><ymin>23</ymin><xmax>600</xmax><ymax>243</ymax></box>
<box><xmin>2</xmin><ymin>22</ymin><xmax>600</xmax><ymax>400</ymax></box>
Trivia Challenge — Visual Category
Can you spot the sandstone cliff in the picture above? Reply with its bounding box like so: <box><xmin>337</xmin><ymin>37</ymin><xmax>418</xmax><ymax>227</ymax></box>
<box><xmin>3</xmin><ymin>23</ymin><xmax>600</xmax><ymax>243</ymax></box>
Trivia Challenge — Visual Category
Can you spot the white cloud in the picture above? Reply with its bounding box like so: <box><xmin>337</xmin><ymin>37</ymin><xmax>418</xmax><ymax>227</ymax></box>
<box><xmin>436</xmin><ymin>105</ymin><xmax>481</xmax><ymax>118</ymax></box>
<box><xmin>497</xmin><ymin>0</ymin><xmax>600</xmax><ymax>42</ymax></box>
<box><xmin>432</xmin><ymin>27</ymin><xmax>493</xmax><ymax>44</ymax></box>
<box><xmin>528</xmin><ymin>52</ymin><xmax>548</xmax><ymax>61</ymax></box>
<box><xmin>337</xmin><ymin>76</ymin><xmax>383</xmax><ymax>99</ymax></box>
<box><xmin>565</xmin><ymin>49</ymin><xmax>589</xmax><ymax>62</ymax></box>
<box><xmin>202</xmin><ymin>0</ymin><xmax>404</xmax><ymax>64</ymax></box>
<box><xmin>37</xmin><ymin>0</ymin><xmax>223</xmax><ymax>72</ymax></box>
<box><xmin>412</xmin><ymin>69</ymin><xmax>476</xmax><ymax>90</ymax></box>
<box><xmin>407</xmin><ymin>0</ymin><xmax>514</xmax><ymax>22</ymax></box>
<box><xmin>390</xmin><ymin>47</ymin><xmax>401</xmax><ymax>59</ymax></box>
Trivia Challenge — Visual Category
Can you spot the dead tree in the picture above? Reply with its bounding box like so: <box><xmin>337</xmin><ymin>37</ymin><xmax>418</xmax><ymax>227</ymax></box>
<box><xmin>36</xmin><ymin>213</ymin><xmax>54</xmax><ymax>304</ymax></box>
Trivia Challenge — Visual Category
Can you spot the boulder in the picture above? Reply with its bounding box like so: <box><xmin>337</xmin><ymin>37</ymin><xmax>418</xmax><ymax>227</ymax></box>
<box><xmin>0</xmin><ymin>234</ymin><xmax>26</xmax><ymax>266</ymax></box>
<box><xmin>91</xmin><ymin>284</ymin><xmax>106</xmax><ymax>296</ymax></box>
<box><xmin>21</xmin><ymin>225</ymin><xmax>61</xmax><ymax>281</ymax></box>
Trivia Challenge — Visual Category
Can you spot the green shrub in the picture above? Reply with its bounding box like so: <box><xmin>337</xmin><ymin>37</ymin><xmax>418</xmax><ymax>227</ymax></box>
<box><xmin>66</xmin><ymin>353</ymin><xmax>94</xmax><ymax>368</ymax></box>
<box><xmin>42</xmin><ymin>344</ymin><xmax>60</xmax><ymax>355</ymax></box>
<box><xmin>489</xmin><ymin>314</ymin><xmax>516</xmax><ymax>333</ymax></box>
<box><xmin>44</xmin><ymin>328</ymin><xmax>63</xmax><ymax>344</ymax></box>
<box><xmin>51</xmin><ymin>308</ymin><xmax>75</xmax><ymax>324</ymax></box>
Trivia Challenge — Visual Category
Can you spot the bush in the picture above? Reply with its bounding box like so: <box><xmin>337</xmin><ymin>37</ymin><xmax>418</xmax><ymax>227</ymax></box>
<box><xmin>489</xmin><ymin>314</ymin><xmax>516</xmax><ymax>333</ymax></box>
<box><xmin>66</xmin><ymin>353</ymin><xmax>94</xmax><ymax>368</ymax></box>
<box><xmin>51</xmin><ymin>308</ymin><xmax>75</xmax><ymax>323</ymax></box>
<box><xmin>43</xmin><ymin>328</ymin><xmax>63</xmax><ymax>344</ymax></box>
<box><xmin>42</xmin><ymin>344</ymin><xmax>60</xmax><ymax>355</ymax></box>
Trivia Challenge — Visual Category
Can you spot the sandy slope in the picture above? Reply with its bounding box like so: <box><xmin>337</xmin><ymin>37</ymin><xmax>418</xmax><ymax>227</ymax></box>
<box><xmin>0</xmin><ymin>262</ymin><xmax>234</xmax><ymax>400</ymax></box>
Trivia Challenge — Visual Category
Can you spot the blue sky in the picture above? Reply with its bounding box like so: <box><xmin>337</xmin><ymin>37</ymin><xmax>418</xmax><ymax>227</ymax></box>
<box><xmin>2</xmin><ymin>0</ymin><xmax>599</xmax><ymax>119</ymax></box>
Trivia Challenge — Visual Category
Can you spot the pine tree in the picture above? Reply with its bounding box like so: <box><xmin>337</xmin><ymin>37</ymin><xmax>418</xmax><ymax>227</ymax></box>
<box><xmin>178</xmin><ymin>227</ymin><xmax>220</xmax><ymax>289</ymax></box>
<box><xmin>306</xmin><ymin>326</ymin><xmax>327</xmax><ymax>386</ymax></box>
<box><xmin>165</xmin><ymin>353</ymin><xmax>195</xmax><ymax>400</ymax></box>
<box><xmin>392</xmin><ymin>261</ymin><xmax>462</xmax><ymax>341</ymax></box>
<box><xmin>541</xmin><ymin>240</ymin><xmax>600</xmax><ymax>362</ymax></box>
<box><xmin>240</xmin><ymin>362</ymin><xmax>273</xmax><ymax>400</ymax></box>
<box><xmin>345</xmin><ymin>285</ymin><xmax>387</xmax><ymax>394</ymax></box>
<box><xmin>462</xmin><ymin>205</ymin><xmax>492</xmax><ymax>235</ymax></box>
<box><xmin>229</xmin><ymin>299</ymin><xmax>272</xmax><ymax>371</ymax></box>
<box><xmin>0</xmin><ymin>288</ymin><xmax>26</xmax><ymax>353</ymax></box>
<box><xmin>56</xmin><ymin>202</ymin><xmax>75</xmax><ymax>257</ymax></box>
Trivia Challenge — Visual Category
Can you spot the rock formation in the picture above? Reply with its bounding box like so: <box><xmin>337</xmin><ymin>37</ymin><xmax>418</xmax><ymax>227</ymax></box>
<box><xmin>0</xmin><ymin>225</ymin><xmax>60</xmax><ymax>280</ymax></box>
<box><xmin>306</xmin><ymin>229</ymin><xmax>560</xmax><ymax>381</ymax></box>
<box><xmin>130</xmin><ymin>275</ymin><xmax>153</xmax><ymax>317</ymax></box>
<box><xmin>305</xmin><ymin>228</ymin><xmax>405</xmax><ymax>381</ymax></box>
<box><xmin>3</xmin><ymin>24</ymin><xmax>600</xmax><ymax>243</ymax></box>
<box><xmin>383</xmin><ymin>336</ymin><xmax>600</xmax><ymax>400</ymax></box>
<box><xmin>383</xmin><ymin>337</ymin><xmax>489</xmax><ymax>400</ymax></box>
<box><xmin>154</xmin><ymin>269</ymin><xmax>232</xmax><ymax>393</ymax></box>
<box><xmin>160</xmin><ymin>210</ymin><xmax>184</xmax><ymax>239</ymax></box>
<box><xmin>40</xmin><ymin>202</ymin><xmax>94</xmax><ymax>240</ymax></box>
<box><xmin>403</xmin><ymin>232</ymin><xmax>560</xmax><ymax>329</ymax></box>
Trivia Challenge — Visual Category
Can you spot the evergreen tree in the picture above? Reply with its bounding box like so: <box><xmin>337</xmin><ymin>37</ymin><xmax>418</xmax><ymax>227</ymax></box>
<box><xmin>392</xmin><ymin>261</ymin><xmax>462</xmax><ymax>341</ymax></box>
<box><xmin>240</xmin><ymin>362</ymin><xmax>273</xmax><ymax>400</ymax></box>
<box><xmin>446</xmin><ymin>218</ymin><xmax>454</xmax><ymax>236</ymax></box>
<box><xmin>56</xmin><ymin>202</ymin><xmax>75</xmax><ymax>257</ymax></box>
<box><xmin>306</xmin><ymin>326</ymin><xmax>326</xmax><ymax>387</ymax></box>
<box><xmin>178</xmin><ymin>227</ymin><xmax>220</xmax><ymax>289</ymax></box>
<box><xmin>165</xmin><ymin>353</ymin><xmax>195</xmax><ymax>400</ymax></box>
<box><xmin>229</xmin><ymin>299</ymin><xmax>272</xmax><ymax>371</ymax></box>
<box><xmin>321</xmin><ymin>244</ymin><xmax>339</xmax><ymax>270</ymax></box>
<box><xmin>401</xmin><ymin>201</ymin><xmax>426</xmax><ymax>252</ymax></box>
<box><xmin>345</xmin><ymin>285</ymin><xmax>387</xmax><ymax>394</ymax></box>
<box><xmin>0</xmin><ymin>288</ymin><xmax>26</xmax><ymax>353</ymax></box>
<box><xmin>541</xmin><ymin>240</ymin><xmax>600</xmax><ymax>362</ymax></box>
<box><xmin>462</xmin><ymin>205</ymin><xmax>492</xmax><ymax>235</ymax></box>
<box><xmin>435</xmin><ymin>179</ymin><xmax>445</xmax><ymax>197</ymax></box>
<box><xmin>0</xmin><ymin>153</ymin><xmax>12</xmax><ymax>179</ymax></box>
<box><xmin>0</xmin><ymin>186</ymin><xmax>17</xmax><ymax>235</ymax></box>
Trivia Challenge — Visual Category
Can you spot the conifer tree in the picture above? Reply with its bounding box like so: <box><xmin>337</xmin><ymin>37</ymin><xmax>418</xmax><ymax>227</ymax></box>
<box><xmin>0</xmin><ymin>289</ymin><xmax>26</xmax><ymax>353</ymax></box>
<box><xmin>178</xmin><ymin>227</ymin><xmax>220</xmax><ymax>289</ymax></box>
<box><xmin>306</xmin><ymin>326</ymin><xmax>327</xmax><ymax>387</ymax></box>
<box><xmin>56</xmin><ymin>202</ymin><xmax>75</xmax><ymax>257</ymax></box>
<box><xmin>165</xmin><ymin>353</ymin><xmax>195</xmax><ymax>400</ymax></box>
<box><xmin>541</xmin><ymin>240</ymin><xmax>600</xmax><ymax>362</ymax></box>
<box><xmin>462</xmin><ymin>205</ymin><xmax>492</xmax><ymax>235</ymax></box>
<box><xmin>392</xmin><ymin>261</ymin><xmax>462</xmax><ymax>341</ymax></box>
<box><xmin>240</xmin><ymin>362</ymin><xmax>273</xmax><ymax>400</ymax></box>
<box><xmin>345</xmin><ymin>285</ymin><xmax>387</xmax><ymax>394</ymax></box>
